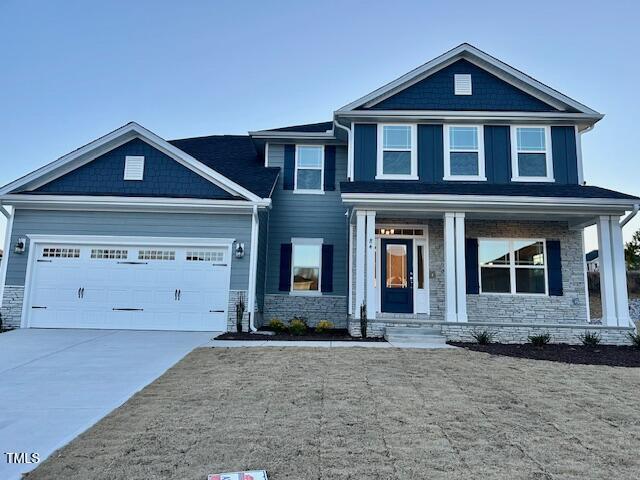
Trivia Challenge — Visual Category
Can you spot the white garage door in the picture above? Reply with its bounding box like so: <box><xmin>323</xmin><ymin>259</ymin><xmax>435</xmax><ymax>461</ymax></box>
<box><xmin>26</xmin><ymin>243</ymin><xmax>231</xmax><ymax>331</ymax></box>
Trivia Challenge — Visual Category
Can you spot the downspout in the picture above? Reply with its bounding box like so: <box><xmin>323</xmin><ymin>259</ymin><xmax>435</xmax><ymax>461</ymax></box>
<box><xmin>620</xmin><ymin>204</ymin><xmax>639</xmax><ymax>228</ymax></box>
<box><xmin>247</xmin><ymin>204</ymin><xmax>260</xmax><ymax>332</ymax></box>
<box><xmin>334</xmin><ymin>120</ymin><xmax>353</xmax><ymax>180</ymax></box>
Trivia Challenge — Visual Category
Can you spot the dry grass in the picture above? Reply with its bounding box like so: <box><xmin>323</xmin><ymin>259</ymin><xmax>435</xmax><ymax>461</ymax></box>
<box><xmin>26</xmin><ymin>347</ymin><xmax>640</xmax><ymax>480</ymax></box>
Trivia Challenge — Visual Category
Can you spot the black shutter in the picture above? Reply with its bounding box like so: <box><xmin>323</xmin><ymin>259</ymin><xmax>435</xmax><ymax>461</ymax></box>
<box><xmin>321</xmin><ymin>244</ymin><xmax>334</xmax><ymax>292</ymax></box>
<box><xmin>547</xmin><ymin>240</ymin><xmax>563</xmax><ymax>296</ymax></box>
<box><xmin>465</xmin><ymin>238</ymin><xmax>479</xmax><ymax>294</ymax></box>
<box><xmin>324</xmin><ymin>146</ymin><xmax>336</xmax><ymax>191</ymax></box>
<box><xmin>283</xmin><ymin>145</ymin><xmax>295</xmax><ymax>190</ymax></box>
<box><xmin>279</xmin><ymin>243</ymin><xmax>292</xmax><ymax>291</ymax></box>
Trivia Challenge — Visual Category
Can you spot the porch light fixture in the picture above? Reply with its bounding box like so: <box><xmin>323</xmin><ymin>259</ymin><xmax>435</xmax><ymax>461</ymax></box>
<box><xmin>234</xmin><ymin>242</ymin><xmax>245</xmax><ymax>259</ymax></box>
<box><xmin>14</xmin><ymin>237</ymin><xmax>26</xmax><ymax>254</ymax></box>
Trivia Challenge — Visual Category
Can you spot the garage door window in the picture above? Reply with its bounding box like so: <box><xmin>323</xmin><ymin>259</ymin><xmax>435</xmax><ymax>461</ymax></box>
<box><xmin>186</xmin><ymin>251</ymin><xmax>224</xmax><ymax>262</ymax></box>
<box><xmin>42</xmin><ymin>247</ymin><xmax>80</xmax><ymax>258</ymax></box>
<box><xmin>138</xmin><ymin>250</ymin><xmax>175</xmax><ymax>260</ymax></box>
<box><xmin>90</xmin><ymin>248</ymin><xmax>128</xmax><ymax>259</ymax></box>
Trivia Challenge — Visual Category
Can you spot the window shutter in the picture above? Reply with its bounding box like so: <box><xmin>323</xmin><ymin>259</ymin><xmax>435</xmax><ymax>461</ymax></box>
<box><xmin>283</xmin><ymin>145</ymin><xmax>295</xmax><ymax>190</ymax></box>
<box><xmin>547</xmin><ymin>240</ymin><xmax>563</xmax><ymax>296</ymax></box>
<box><xmin>324</xmin><ymin>145</ymin><xmax>336</xmax><ymax>191</ymax></box>
<box><xmin>279</xmin><ymin>243</ymin><xmax>292</xmax><ymax>291</ymax></box>
<box><xmin>321</xmin><ymin>244</ymin><xmax>334</xmax><ymax>292</ymax></box>
<box><xmin>465</xmin><ymin>238</ymin><xmax>479</xmax><ymax>294</ymax></box>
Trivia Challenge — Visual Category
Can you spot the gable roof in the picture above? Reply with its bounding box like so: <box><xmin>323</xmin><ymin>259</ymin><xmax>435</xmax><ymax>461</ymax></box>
<box><xmin>270</xmin><ymin>121</ymin><xmax>334</xmax><ymax>133</ymax></box>
<box><xmin>586</xmin><ymin>250</ymin><xmax>599</xmax><ymax>261</ymax></box>
<box><xmin>337</xmin><ymin>43</ymin><xmax>601</xmax><ymax>117</ymax></box>
<box><xmin>0</xmin><ymin>122</ymin><xmax>271</xmax><ymax>202</ymax></box>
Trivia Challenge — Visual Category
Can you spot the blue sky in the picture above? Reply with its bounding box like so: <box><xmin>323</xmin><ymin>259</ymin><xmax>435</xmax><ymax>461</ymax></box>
<box><xmin>1</xmin><ymin>0</ymin><xmax>639</xmax><ymax>251</ymax></box>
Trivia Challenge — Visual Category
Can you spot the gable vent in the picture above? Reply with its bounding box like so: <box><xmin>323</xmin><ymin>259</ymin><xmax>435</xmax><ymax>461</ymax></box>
<box><xmin>454</xmin><ymin>74</ymin><xmax>472</xmax><ymax>95</ymax></box>
<box><xmin>124</xmin><ymin>156</ymin><xmax>144</xmax><ymax>180</ymax></box>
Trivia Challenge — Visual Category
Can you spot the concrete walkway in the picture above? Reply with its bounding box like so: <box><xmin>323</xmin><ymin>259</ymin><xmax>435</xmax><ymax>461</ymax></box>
<box><xmin>0</xmin><ymin>328</ymin><xmax>215</xmax><ymax>480</ymax></box>
<box><xmin>208</xmin><ymin>339</ymin><xmax>456</xmax><ymax>349</ymax></box>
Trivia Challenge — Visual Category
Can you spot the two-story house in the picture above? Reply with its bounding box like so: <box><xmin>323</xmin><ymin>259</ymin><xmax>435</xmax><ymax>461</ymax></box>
<box><xmin>1</xmin><ymin>44</ymin><xmax>637</xmax><ymax>343</ymax></box>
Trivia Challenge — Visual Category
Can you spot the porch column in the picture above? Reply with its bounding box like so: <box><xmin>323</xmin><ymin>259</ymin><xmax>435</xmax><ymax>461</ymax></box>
<box><xmin>444</xmin><ymin>213</ymin><xmax>457</xmax><ymax>322</ymax></box>
<box><xmin>596</xmin><ymin>216</ymin><xmax>617</xmax><ymax>326</ymax></box>
<box><xmin>355</xmin><ymin>211</ymin><xmax>366</xmax><ymax>319</ymax></box>
<box><xmin>454</xmin><ymin>213</ymin><xmax>468</xmax><ymax>322</ymax></box>
<box><xmin>610</xmin><ymin>217</ymin><xmax>632</xmax><ymax>326</ymax></box>
<box><xmin>365</xmin><ymin>211</ymin><xmax>377</xmax><ymax>320</ymax></box>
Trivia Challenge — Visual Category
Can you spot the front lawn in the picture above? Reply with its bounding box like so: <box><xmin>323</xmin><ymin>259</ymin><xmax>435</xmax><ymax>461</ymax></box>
<box><xmin>26</xmin><ymin>348</ymin><xmax>640</xmax><ymax>479</ymax></box>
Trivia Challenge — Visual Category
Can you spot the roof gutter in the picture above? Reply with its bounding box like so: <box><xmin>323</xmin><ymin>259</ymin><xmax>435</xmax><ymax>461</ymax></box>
<box><xmin>620</xmin><ymin>204</ymin><xmax>640</xmax><ymax>228</ymax></box>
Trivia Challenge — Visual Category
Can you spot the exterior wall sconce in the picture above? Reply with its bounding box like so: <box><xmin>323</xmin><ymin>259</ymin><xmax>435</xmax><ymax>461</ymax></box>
<box><xmin>14</xmin><ymin>237</ymin><xmax>26</xmax><ymax>254</ymax></box>
<box><xmin>234</xmin><ymin>242</ymin><xmax>245</xmax><ymax>259</ymax></box>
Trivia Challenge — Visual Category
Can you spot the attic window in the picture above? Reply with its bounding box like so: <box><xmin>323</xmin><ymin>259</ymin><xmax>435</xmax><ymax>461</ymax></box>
<box><xmin>454</xmin><ymin>74</ymin><xmax>472</xmax><ymax>95</ymax></box>
<box><xmin>124</xmin><ymin>156</ymin><xmax>144</xmax><ymax>180</ymax></box>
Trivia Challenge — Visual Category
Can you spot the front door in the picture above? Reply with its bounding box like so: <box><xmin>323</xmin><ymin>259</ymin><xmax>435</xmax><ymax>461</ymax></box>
<box><xmin>381</xmin><ymin>239</ymin><xmax>413</xmax><ymax>313</ymax></box>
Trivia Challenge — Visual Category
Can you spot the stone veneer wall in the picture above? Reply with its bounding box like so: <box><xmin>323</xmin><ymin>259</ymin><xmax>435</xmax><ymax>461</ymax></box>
<box><xmin>630</xmin><ymin>299</ymin><xmax>640</xmax><ymax>322</ymax></box>
<box><xmin>1</xmin><ymin>285</ymin><xmax>24</xmax><ymax>328</ymax></box>
<box><xmin>263</xmin><ymin>294</ymin><xmax>347</xmax><ymax>328</ymax></box>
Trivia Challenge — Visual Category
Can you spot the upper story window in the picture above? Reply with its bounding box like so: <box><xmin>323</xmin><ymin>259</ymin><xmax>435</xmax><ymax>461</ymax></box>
<box><xmin>295</xmin><ymin>145</ymin><xmax>324</xmax><ymax>193</ymax></box>
<box><xmin>444</xmin><ymin>125</ymin><xmax>486</xmax><ymax>181</ymax></box>
<box><xmin>376</xmin><ymin>124</ymin><xmax>417</xmax><ymax>180</ymax></box>
<box><xmin>511</xmin><ymin>126</ymin><xmax>554</xmax><ymax>182</ymax></box>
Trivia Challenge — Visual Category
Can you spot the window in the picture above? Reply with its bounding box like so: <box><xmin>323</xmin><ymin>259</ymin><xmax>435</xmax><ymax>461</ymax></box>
<box><xmin>454</xmin><ymin>74</ymin><xmax>472</xmax><ymax>95</ymax></box>
<box><xmin>444</xmin><ymin>125</ymin><xmax>485</xmax><ymax>180</ymax></box>
<box><xmin>376</xmin><ymin>124</ymin><xmax>417</xmax><ymax>179</ymax></box>
<box><xmin>42</xmin><ymin>247</ymin><xmax>80</xmax><ymax>258</ymax></box>
<box><xmin>511</xmin><ymin>126</ymin><xmax>553</xmax><ymax>181</ymax></box>
<box><xmin>186</xmin><ymin>250</ymin><xmax>225</xmax><ymax>262</ymax></box>
<box><xmin>291</xmin><ymin>239</ymin><xmax>322</xmax><ymax>293</ymax></box>
<box><xmin>479</xmin><ymin>239</ymin><xmax>547</xmax><ymax>295</ymax></box>
<box><xmin>295</xmin><ymin>145</ymin><xmax>323</xmax><ymax>192</ymax></box>
<box><xmin>90</xmin><ymin>249</ymin><xmax>128</xmax><ymax>259</ymax></box>
<box><xmin>124</xmin><ymin>156</ymin><xmax>144</xmax><ymax>180</ymax></box>
<box><xmin>138</xmin><ymin>250</ymin><xmax>175</xmax><ymax>261</ymax></box>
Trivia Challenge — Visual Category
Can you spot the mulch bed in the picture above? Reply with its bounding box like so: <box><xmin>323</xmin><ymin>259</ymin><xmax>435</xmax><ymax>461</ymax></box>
<box><xmin>215</xmin><ymin>328</ymin><xmax>386</xmax><ymax>342</ymax></box>
<box><xmin>449</xmin><ymin>342</ymin><xmax>640</xmax><ymax>367</ymax></box>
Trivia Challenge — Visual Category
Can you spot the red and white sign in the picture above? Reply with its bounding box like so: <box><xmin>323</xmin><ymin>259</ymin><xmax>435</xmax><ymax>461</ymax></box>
<box><xmin>208</xmin><ymin>471</ymin><xmax>268</xmax><ymax>480</ymax></box>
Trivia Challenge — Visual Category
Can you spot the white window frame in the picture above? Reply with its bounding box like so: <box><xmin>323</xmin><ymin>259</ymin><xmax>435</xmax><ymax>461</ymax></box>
<box><xmin>124</xmin><ymin>155</ymin><xmax>145</xmax><ymax>181</ymax></box>
<box><xmin>443</xmin><ymin>125</ymin><xmax>486</xmax><ymax>181</ymax></box>
<box><xmin>510</xmin><ymin>126</ymin><xmax>554</xmax><ymax>182</ymax></box>
<box><xmin>478</xmin><ymin>238</ymin><xmax>548</xmax><ymax>296</ymax></box>
<box><xmin>376</xmin><ymin>124</ymin><xmax>418</xmax><ymax>180</ymax></box>
<box><xmin>290</xmin><ymin>237</ymin><xmax>323</xmax><ymax>296</ymax></box>
<box><xmin>294</xmin><ymin>145</ymin><xmax>324</xmax><ymax>194</ymax></box>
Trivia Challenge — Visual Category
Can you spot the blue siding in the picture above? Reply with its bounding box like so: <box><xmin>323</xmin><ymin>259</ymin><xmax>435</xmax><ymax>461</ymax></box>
<box><xmin>368</xmin><ymin>60</ymin><xmax>562</xmax><ymax>112</ymax></box>
<box><xmin>353</xmin><ymin>124</ymin><xmax>377</xmax><ymax>181</ymax></box>
<box><xmin>256</xmin><ymin>209</ymin><xmax>269</xmax><ymax>311</ymax></box>
<box><xmin>484</xmin><ymin>126</ymin><xmax>511</xmax><ymax>184</ymax></box>
<box><xmin>551</xmin><ymin>126</ymin><xmax>579</xmax><ymax>185</ymax></box>
<box><xmin>266</xmin><ymin>143</ymin><xmax>348</xmax><ymax>296</ymax></box>
<box><xmin>418</xmin><ymin>124</ymin><xmax>444</xmax><ymax>183</ymax></box>
<box><xmin>31</xmin><ymin>138</ymin><xmax>234</xmax><ymax>199</ymax></box>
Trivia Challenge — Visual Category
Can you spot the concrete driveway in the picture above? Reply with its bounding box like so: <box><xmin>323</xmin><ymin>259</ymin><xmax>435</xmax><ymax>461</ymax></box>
<box><xmin>0</xmin><ymin>328</ymin><xmax>215</xmax><ymax>480</ymax></box>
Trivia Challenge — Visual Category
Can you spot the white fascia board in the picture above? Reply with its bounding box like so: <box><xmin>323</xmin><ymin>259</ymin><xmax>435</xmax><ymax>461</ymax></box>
<box><xmin>336</xmin><ymin>110</ymin><xmax>603</xmax><ymax>124</ymax></box>
<box><xmin>0</xmin><ymin>122</ymin><xmax>263</xmax><ymax>202</ymax></box>
<box><xmin>26</xmin><ymin>234</ymin><xmax>236</xmax><ymax>247</ymax></box>
<box><xmin>337</xmin><ymin>43</ymin><xmax>600</xmax><ymax>116</ymax></box>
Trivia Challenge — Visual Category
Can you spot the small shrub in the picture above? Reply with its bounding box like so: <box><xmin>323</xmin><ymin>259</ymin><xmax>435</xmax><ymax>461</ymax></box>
<box><xmin>289</xmin><ymin>317</ymin><xmax>308</xmax><ymax>336</ymax></box>
<box><xmin>628</xmin><ymin>331</ymin><xmax>640</xmax><ymax>348</ymax></box>
<box><xmin>267</xmin><ymin>318</ymin><xmax>287</xmax><ymax>333</ymax></box>
<box><xmin>315</xmin><ymin>320</ymin><xmax>334</xmax><ymax>334</ymax></box>
<box><xmin>471</xmin><ymin>329</ymin><xmax>495</xmax><ymax>345</ymax></box>
<box><xmin>579</xmin><ymin>331</ymin><xmax>601</xmax><ymax>347</ymax></box>
<box><xmin>528</xmin><ymin>332</ymin><xmax>551</xmax><ymax>347</ymax></box>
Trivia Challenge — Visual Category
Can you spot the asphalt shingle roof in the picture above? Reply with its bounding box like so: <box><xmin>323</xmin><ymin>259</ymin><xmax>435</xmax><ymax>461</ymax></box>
<box><xmin>268</xmin><ymin>121</ymin><xmax>333</xmax><ymax>133</ymax></box>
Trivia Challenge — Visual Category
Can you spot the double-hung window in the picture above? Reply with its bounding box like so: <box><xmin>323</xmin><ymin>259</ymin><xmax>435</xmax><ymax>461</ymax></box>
<box><xmin>376</xmin><ymin>124</ymin><xmax>417</xmax><ymax>179</ymax></box>
<box><xmin>295</xmin><ymin>145</ymin><xmax>324</xmax><ymax>193</ymax></box>
<box><xmin>511</xmin><ymin>126</ymin><xmax>553</xmax><ymax>181</ymax></box>
<box><xmin>444</xmin><ymin>125</ymin><xmax>485</xmax><ymax>180</ymax></box>
<box><xmin>479</xmin><ymin>239</ymin><xmax>547</xmax><ymax>295</ymax></box>
<box><xmin>291</xmin><ymin>238</ymin><xmax>322</xmax><ymax>293</ymax></box>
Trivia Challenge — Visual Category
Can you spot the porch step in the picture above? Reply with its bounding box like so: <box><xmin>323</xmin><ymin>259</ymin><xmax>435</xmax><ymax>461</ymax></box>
<box><xmin>384</xmin><ymin>326</ymin><xmax>447</xmax><ymax>344</ymax></box>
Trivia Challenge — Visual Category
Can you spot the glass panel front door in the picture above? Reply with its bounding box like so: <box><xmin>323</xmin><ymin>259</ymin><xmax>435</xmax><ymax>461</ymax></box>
<box><xmin>381</xmin><ymin>239</ymin><xmax>413</xmax><ymax>313</ymax></box>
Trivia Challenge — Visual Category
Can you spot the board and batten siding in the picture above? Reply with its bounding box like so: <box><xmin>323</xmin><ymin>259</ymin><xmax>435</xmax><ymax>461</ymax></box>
<box><xmin>265</xmin><ymin>144</ymin><xmax>349</xmax><ymax>296</ymax></box>
<box><xmin>5</xmin><ymin>209</ymin><xmax>253</xmax><ymax>290</ymax></box>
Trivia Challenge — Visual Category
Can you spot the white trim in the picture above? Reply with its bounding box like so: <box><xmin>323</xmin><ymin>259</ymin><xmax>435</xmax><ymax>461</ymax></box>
<box><xmin>123</xmin><ymin>155</ymin><xmax>144</xmax><ymax>181</ymax></box>
<box><xmin>610</xmin><ymin>217</ymin><xmax>632</xmax><ymax>326</ymax></box>
<box><xmin>0</xmin><ymin>122</ymin><xmax>263</xmax><ymax>202</ymax></box>
<box><xmin>375</xmin><ymin>124</ymin><xmax>418</xmax><ymax>180</ymax></box>
<box><xmin>247</xmin><ymin>205</ymin><xmax>259</xmax><ymax>332</ymax></box>
<box><xmin>337</xmin><ymin>110</ymin><xmax>602</xmax><ymax>123</ymax></box>
<box><xmin>581</xmin><ymin>230</ymin><xmax>591</xmax><ymax>323</ymax></box>
<box><xmin>510</xmin><ymin>125</ymin><xmax>554</xmax><ymax>182</ymax></box>
<box><xmin>443</xmin><ymin>125</ymin><xmax>486</xmax><ymax>181</ymax></box>
<box><xmin>337</xmin><ymin>43</ymin><xmax>599</xmax><ymax>115</ymax></box>
<box><xmin>597</xmin><ymin>216</ymin><xmax>617</xmax><ymax>326</ymax></box>
<box><xmin>478</xmin><ymin>238</ymin><xmax>548</xmax><ymax>296</ymax></box>
<box><xmin>365</xmin><ymin>211</ymin><xmax>376</xmax><ymax>319</ymax></box>
<box><xmin>454</xmin><ymin>213</ymin><xmax>467</xmax><ymax>321</ymax></box>
<box><xmin>444</xmin><ymin>213</ymin><xmax>457</xmax><ymax>321</ymax></box>
<box><xmin>348</xmin><ymin>122</ymin><xmax>354</xmax><ymax>181</ymax></box>
<box><xmin>355</xmin><ymin>212</ymin><xmax>366</xmax><ymax>318</ymax></box>
<box><xmin>0</xmin><ymin>207</ymin><xmax>14</xmax><ymax>311</ymax></box>
<box><xmin>348</xmin><ymin>223</ymin><xmax>354</xmax><ymax>315</ymax></box>
<box><xmin>294</xmin><ymin>144</ymin><xmax>325</xmax><ymax>194</ymax></box>
<box><xmin>264</xmin><ymin>142</ymin><xmax>270</xmax><ymax>168</ymax></box>
<box><xmin>289</xmin><ymin>237</ymin><xmax>323</xmax><ymax>296</ymax></box>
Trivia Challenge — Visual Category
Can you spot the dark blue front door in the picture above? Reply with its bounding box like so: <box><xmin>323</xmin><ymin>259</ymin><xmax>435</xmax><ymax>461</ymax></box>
<box><xmin>381</xmin><ymin>239</ymin><xmax>413</xmax><ymax>313</ymax></box>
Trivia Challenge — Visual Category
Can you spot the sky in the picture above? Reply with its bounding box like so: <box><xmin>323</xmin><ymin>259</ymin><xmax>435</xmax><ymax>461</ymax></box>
<box><xmin>1</xmin><ymin>0</ymin><xmax>639</xmax><ymax>252</ymax></box>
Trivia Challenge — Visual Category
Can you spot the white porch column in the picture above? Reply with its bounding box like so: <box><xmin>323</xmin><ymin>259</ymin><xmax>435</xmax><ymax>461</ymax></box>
<box><xmin>454</xmin><ymin>213</ymin><xmax>467</xmax><ymax>322</ymax></box>
<box><xmin>597</xmin><ymin>216</ymin><xmax>617</xmax><ymax>326</ymax></box>
<box><xmin>610</xmin><ymin>217</ymin><xmax>631</xmax><ymax>326</ymax></box>
<box><xmin>444</xmin><ymin>213</ymin><xmax>457</xmax><ymax>322</ymax></box>
<box><xmin>355</xmin><ymin>211</ymin><xmax>366</xmax><ymax>319</ymax></box>
<box><xmin>365</xmin><ymin>210</ymin><xmax>376</xmax><ymax>320</ymax></box>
